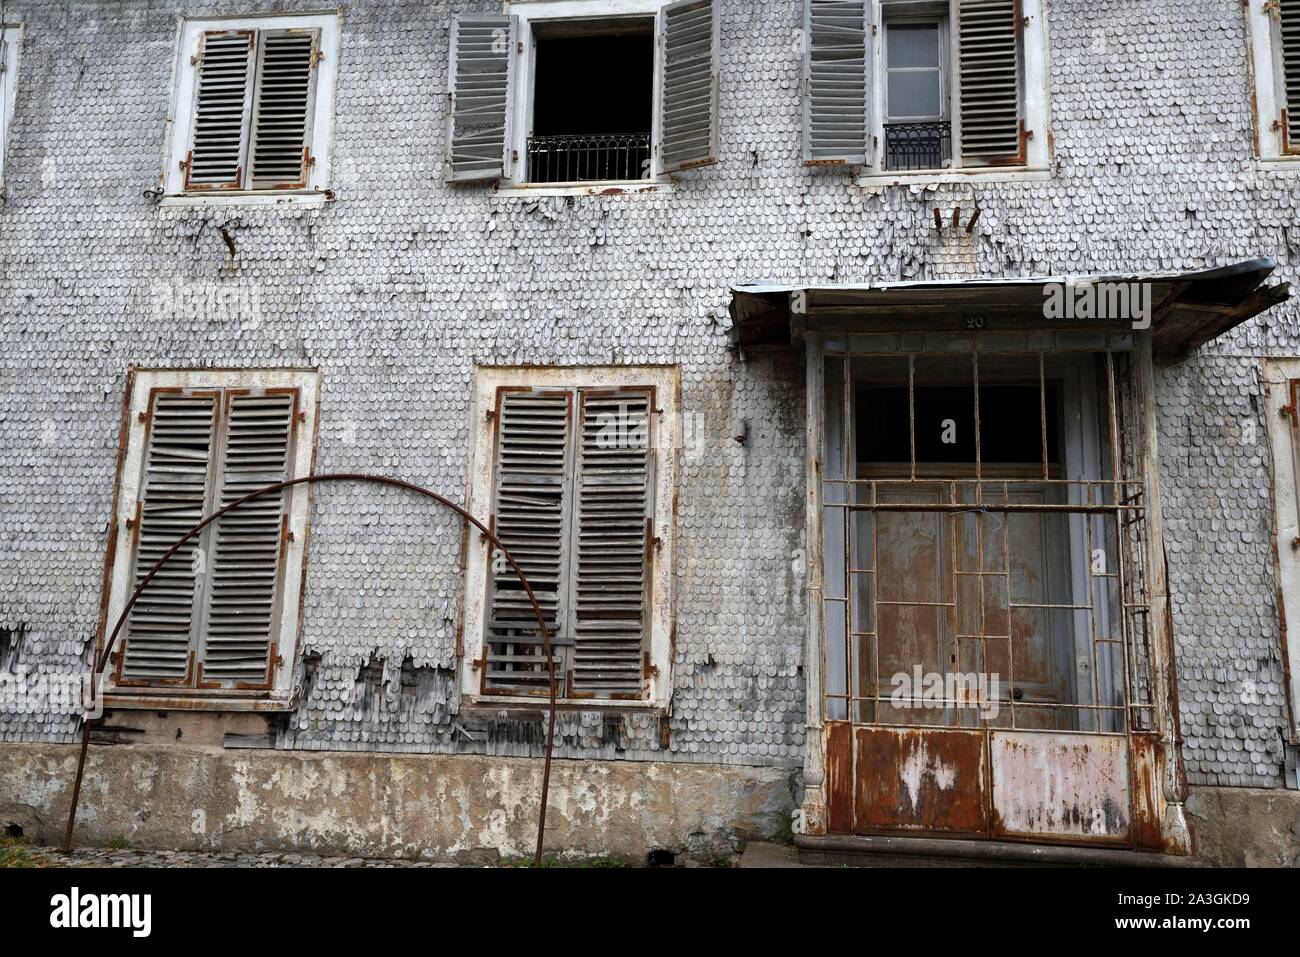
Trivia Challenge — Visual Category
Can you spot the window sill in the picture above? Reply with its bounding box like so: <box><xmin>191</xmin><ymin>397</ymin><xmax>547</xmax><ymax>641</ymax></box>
<box><xmin>461</xmin><ymin>693</ymin><xmax>664</xmax><ymax>713</ymax></box>
<box><xmin>158</xmin><ymin>191</ymin><xmax>331</xmax><ymax>209</ymax></box>
<box><xmin>856</xmin><ymin>166</ymin><xmax>1051</xmax><ymax>188</ymax></box>
<box><xmin>492</xmin><ymin>180</ymin><xmax>671</xmax><ymax>198</ymax></box>
<box><xmin>103</xmin><ymin>691</ymin><xmax>295</xmax><ymax>713</ymax></box>
<box><xmin>1253</xmin><ymin>155</ymin><xmax>1300</xmax><ymax>172</ymax></box>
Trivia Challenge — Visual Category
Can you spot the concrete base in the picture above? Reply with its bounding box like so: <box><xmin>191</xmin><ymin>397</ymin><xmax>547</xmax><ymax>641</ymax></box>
<box><xmin>1186</xmin><ymin>784</ymin><xmax>1300</xmax><ymax>867</ymax></box>
<box><xmin>0</xmin><ymin>743</ymin><xmax>798</xmax><ymax>865</ymax></box>
<box><xmin>794</xmin><ymin>834</ymin><xmax>1196</xmax><ymax>868</ymax></box>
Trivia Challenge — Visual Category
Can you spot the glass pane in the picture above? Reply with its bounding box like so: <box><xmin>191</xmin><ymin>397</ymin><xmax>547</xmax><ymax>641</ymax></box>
<box><xmin>886</xmin><ymin>22</ymin><xmax>940</xmax><ymax>69</ymax></box>
<box><xmin>887</xmin><ymin>70</ymin><xmax>942</xmax><ymax>120</ymax></box>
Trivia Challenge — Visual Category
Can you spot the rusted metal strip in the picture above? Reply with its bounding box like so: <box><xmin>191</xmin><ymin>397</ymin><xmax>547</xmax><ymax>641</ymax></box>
<box><xmin>64</xmin><ymin>472</ymin><xmax>559</xmax><ymax>867</ymax></box>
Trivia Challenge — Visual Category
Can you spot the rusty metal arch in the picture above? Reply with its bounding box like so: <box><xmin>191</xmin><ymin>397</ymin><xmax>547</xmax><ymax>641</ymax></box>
<box><xmin>63</xmin><ymin>472</ymin><xmax>559</xmax><ymax>866</ymax></box>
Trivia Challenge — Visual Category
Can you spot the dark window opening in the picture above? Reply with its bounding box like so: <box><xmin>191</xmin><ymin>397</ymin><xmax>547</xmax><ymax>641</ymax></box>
<box><xmin>529</xmin><ymin>24</ymin><xmax>654</xmax><ymax>183</ymax></box>
<box><xmin>857</xmin><ymin>383</ymin><xmax>1061</xmax><ymax>471</ymax></box>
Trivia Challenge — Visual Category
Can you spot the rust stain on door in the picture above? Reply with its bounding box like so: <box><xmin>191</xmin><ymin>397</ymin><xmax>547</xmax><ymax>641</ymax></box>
<box><xmin>826</xmin><ymin>721</ymin><xmax>854</xmax><ymax>834</ymax></box>
<box><xmin>989</xmin><ymin>730</ymin><xmax>1130</xmax><ymax>842</ymax></box>
<box><xmin>854</xmin><ymin>727</ymin><xmax>988</xmax><ymax>834</ymax></box>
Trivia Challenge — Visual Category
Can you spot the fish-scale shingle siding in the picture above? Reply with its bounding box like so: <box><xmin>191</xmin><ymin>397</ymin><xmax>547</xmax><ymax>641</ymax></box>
<box><xmin>0</xmin><ymin>0</ymin><xmax>1295</xmax><ymax>786</ymax></box>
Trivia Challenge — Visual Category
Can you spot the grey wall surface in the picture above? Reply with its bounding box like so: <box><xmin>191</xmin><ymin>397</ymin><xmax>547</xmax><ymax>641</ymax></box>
<box><xmin>0</xmin><ymin>0</ymin><xmax>1296</xmax><ymax>787</ymax></box>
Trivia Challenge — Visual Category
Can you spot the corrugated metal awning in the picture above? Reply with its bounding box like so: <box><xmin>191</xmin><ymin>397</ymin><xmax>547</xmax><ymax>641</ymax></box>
<box><xmin>728</xmin><ymin>259</ymin><xmax>1290</xmax><ymax>364</ymax></box>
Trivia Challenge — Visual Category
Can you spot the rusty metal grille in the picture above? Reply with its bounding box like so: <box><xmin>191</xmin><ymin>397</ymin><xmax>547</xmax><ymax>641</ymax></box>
<box><xmin>883</xmin><ymin>121</ymin><xmax>952</xmax><ymax>171</ymax></box>
<box><xmin>526</xmin><ymin>133</ymin><xmax>652</xmax><ymax>184</ymax></box>
<box><xmin>821</xmin><ymin>345</ymin><xmax>1156</xmax><ymax>735</ymax></box>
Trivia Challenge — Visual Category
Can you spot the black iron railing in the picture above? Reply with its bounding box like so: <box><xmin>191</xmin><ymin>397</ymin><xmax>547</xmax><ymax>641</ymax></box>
<box><xmin>884</xmin><ymin>121</ymin><xmax>952</xmax><ymax>172</ymax></box>
<box><xmin>526</xmin><ymin>132</ymin><xmax>652</xmax><ymax>184</ymax></box>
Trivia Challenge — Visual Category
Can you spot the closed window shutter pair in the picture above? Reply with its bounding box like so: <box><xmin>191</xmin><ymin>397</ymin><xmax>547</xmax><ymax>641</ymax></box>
<box><xmin>444</xmin><ymin>0</ymin><xmax>719</xmax><ymax>183</ymax></box>
<box><xmin>120</xmin><ymin>389</ymin><xmax>299</xmax><ymax>689</ymax></box>
<box><xmin>1279</xmin><ymin>0</ymin><xmax>1300</xmax><ymax>152</ymax></box>
<box><xmin>484</xmin><ymin>388</ymin><xmax>654</xmax><ymax>699</ymax></box>
<box><xmin>803</xmin><ymin>0</ymin><xmax>1023</xmax><ymax>166</ymax></box>
<box><xmin>185</xmin><ymin>29</ymin><xmax>319</xmax><ymax>191</ymax></box>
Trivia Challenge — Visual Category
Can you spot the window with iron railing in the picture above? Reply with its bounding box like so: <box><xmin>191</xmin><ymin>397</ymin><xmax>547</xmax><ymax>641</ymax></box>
<box><xmin>526</xmin><ymin>26</ymin><xmax>654</xmax><ymax>184</ymax></box>
<box><xmin>883</xmin><ymin>17</ymin><xmax>950</xmax><ymax>172</ymax></box>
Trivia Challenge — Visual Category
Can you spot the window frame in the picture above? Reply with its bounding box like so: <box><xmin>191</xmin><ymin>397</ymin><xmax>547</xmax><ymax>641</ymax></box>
<box><xmin>459</xmin><ymin>365</ymin><xmax>680</xmax><ymax>711</ymax></box>
<box><xmin>1246</xmin><ymin>0</ymin><xmax>1300</xmax><ymax>162</ymax></box>
<box><xmin>0</xmin><ymin>23</ymin><xmax>22</xmax><ymax>187</ymax></box>
<box><xmin>1261</xmin><ymin>359</ymin><xmax>1300</xmax><ymax>740</ymax></box>
<box><xmin>860</xmin><ymin>0</ymin><xmax>1051</xmax><ymax>185</ymax></box>
<box><xmin>503</xmin><ymin>0</ymin><xmax>672</xmax><ymax>191</ymax></box>
<box><xmin>881</xmin><ymin>13</ymin><xmax>950</xmax><ymax>124</ymax></box>
<box><xmin>160</xmin><ymin>12</ymin><xmax>341</xmax><ymax>205</ymax></box>
<box><xmin>98</xmin><ymin>368</ymin><xmax>321</xmax><ymax>711</ymax></box>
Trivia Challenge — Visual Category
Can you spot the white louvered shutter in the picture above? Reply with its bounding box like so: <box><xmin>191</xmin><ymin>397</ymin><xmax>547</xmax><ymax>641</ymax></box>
<box><xmin>197</xmin><ymin>391</ymin><xmax>297</xmax><ymax>686</ymax></box>
<box><xmin>484</xmin><ymin>391</ymin><xmax>575</xmax><ymax>693</ymax></box>
<box><xmin>185</xmin><ymin>31</ymin><xmax>256</xmax><ymax>190</ymax></box>
<box><xmin>1280</xmin><ymin>0</ymin><xmax>1300</xmax><ymax>152</ymax></box>
<box><xmin>248</xmin><ymin>29</ymin><xmax>319</xmax><ymax>190</ymax></box>
<box><xmin>956</xmin><ymin>0</ymin><xmax>1023</xmax><ymax>163</ymax></box>
<box><xmin>570</xmin><ymin>390</ymin><xmax>653</xmax><ymax>697</ymax></box>
<box><xmin>121</xmin><ymin>392</ymin><xmax>220</xmax><ymax>683</ymax></box>
<box><xmin>657</xmin><ymin>0</ymin><xmax>720</xmax><ymax>173</ymax></box>
<box><xmin>803</xmin><ymin>0</ymin><xmax>869</xmax><ymax>165</ymax></box>
<box><xmin>445</xmin><ymin>15</ymin><xmax>516</xmax><ymax>183</ymax></box>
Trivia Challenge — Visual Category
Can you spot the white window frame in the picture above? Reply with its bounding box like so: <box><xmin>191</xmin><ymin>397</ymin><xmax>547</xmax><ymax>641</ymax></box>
<box><xmin>0</xmin><ymin>24</ymin><xmax>22</xmax><ymax>187</ymax></box>
<box><xmin>1245</xmin><ymin>0</ymin><xmax>1299</xmax><ymax>164</ymax></box>
<box><xmin>882</xmin><ymin>11</ymin><xmax>950</xmax><ymax>124</ymax></box>
<box><xmin>501</xmin><ymin>0</ymin><xmax>673</xmax><ymax>195</ymax></box>
<box><xmin>460</xmin><ymin>364</ymin><xmax>680</xmax><ymax>710</ymax></box>
<box><xmin>99</xmin><ymin>368</ymin><xmax>321</xmax><ymax>711</ymax></box>
<box><xmin>160</xmin><ymin>11</ymin><xmax>341</xmax><ymax>206</ymax></box>
<box><xmin>859</xmin><ymin>0</ymin><xmax>1051</xmax><ymax>186</ymax></box>
<box><xmin>1262</xmin><ymin>359</ymin><xmax>1300</xmax><ymax>739</ymax></box>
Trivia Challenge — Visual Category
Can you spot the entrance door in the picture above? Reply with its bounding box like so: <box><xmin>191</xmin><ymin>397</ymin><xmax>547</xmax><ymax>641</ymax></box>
<box><xmin>820</xmin><ymin>349</ymin><xmax>1165</xmax><ymax>848</ymax></box>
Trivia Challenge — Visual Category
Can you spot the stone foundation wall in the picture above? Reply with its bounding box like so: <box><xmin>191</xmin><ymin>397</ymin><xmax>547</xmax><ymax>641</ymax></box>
<box><xmin>0</xmin><ymin>743</ymin><xmax>799</xmax><ymax>865</ymax></box>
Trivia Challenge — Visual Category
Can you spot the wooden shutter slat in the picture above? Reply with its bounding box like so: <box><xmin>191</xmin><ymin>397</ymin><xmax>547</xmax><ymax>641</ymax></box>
<box><xmin>197</xmin><ymin>391</ymin><xmax>296</xmax><ymax>685</ymax></box>
<box><xmin>445</xmin><ymin>15</ymin><xmax>515</xmax><ymax>183</ymax></box>
<box><xmin>248</xmin><ymin>30</ymin><xmax>318</xmax><ymax>190</ymax></box>
<box><xmin>957</xmin><ymin>0</ymin><xmax>1022</xmax><ymax>162</ymax></box>
<box><xmin>484</xmin><ymin>391</ymin><xmax>573</xmax><ymax>692</ymax></box>
<box><xmin>121</xmin><ymin>393</ymin><xmax>219</xmax><ymax>682</ymax></box>
<box><xmin>186</xmin><ymin>31</ymin><xmax>255</xmax><ymax>190</ymax></box>
<box><xmin>570</xmin><ymin>391</ymin><xmax>652</xmax><ymax>697</ymax></box>
<box><xmin>804</xmin><ymin>0</ymin><xmax>869</xmax><ymax>164</ymax></box>
<box><xmin>658</xmin><ymin>0</ymin><xmax>720</xmax><ymax>173</ymax></box>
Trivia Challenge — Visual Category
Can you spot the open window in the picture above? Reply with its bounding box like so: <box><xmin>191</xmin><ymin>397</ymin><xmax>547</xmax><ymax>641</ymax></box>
<box><xmin>162</xmin><ymin>13</ymin><xmax>340</xmax><ymax>201</ymax></box>
<box><xmin>1245</xmin><ymin>0</ymin><xmax>1300</xmax><ymax>159</ymax></box>
<box><xmin>528</xmin><ymin>20</ymin><xmax>655</xmax><ymax>184</ymax></box>
<box><xmin>445</xmin><ymin>1</ymin><xmax>719</xmax><ymax>187</ymax></box>
<box><xmin>803</xmin><ymin>0</ymin><xmax>1049</xmax><ymax>177</ymax></box>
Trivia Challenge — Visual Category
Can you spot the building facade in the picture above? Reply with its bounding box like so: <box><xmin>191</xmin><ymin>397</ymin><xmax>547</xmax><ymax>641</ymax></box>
<box><xmin>1</xmin><ymin>0</ymin><xmax>1299</xmax><ymax>866</ymax></box>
